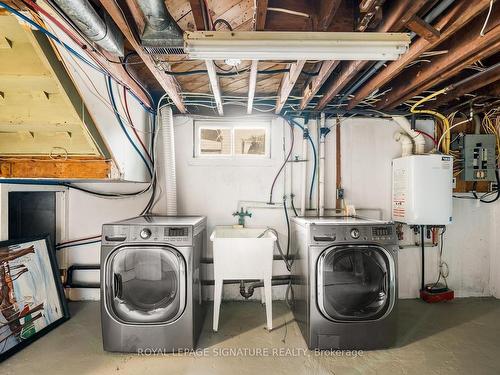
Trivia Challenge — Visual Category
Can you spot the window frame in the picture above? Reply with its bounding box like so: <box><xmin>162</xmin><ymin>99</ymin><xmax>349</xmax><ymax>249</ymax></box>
<box><xmin>194</xmin><ymin>120</ymin><xmax>271</xmax><ymax>159</ymax></box>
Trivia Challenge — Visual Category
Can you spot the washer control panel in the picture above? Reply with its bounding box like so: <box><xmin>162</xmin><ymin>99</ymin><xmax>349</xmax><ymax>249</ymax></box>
<box><xmin>102</xmin><ymin>225</ymin><xmax>193</xmax><ymax>246</ymax></box>
<box><xmin>310</xmin><ymin>224</ymin><xmax>396</xmax><ymax>245</ymax></box>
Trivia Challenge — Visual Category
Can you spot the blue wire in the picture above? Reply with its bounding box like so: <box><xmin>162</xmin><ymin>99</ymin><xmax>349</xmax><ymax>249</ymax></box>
<box><xmin>0</xmin><ymin>1</ymin><xmax>155</xmax><ymax>114</ymax></box>
<box><xmin>106</xmin><ymin>76</ymin><xmax>153</xmax><ymax>177</ymax></box>
<box><xmin>288</xmin><ymin>118</ymin><xmax>317</xmax><ymax>203</ymax></box>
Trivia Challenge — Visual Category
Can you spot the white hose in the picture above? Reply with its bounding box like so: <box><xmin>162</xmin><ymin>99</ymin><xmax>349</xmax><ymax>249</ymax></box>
<box><xmin>153</xmin><ymin>106</ymin><xmax>177</xmax><ymax>215</ymax></box>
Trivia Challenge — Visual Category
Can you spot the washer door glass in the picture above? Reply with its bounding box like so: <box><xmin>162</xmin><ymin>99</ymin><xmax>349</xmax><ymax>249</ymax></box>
<box><xmin>318</xmin><ymin>246</ymin><xmax>391</xmax><ymax>321</ymax></box>
<box><xmin>106</xmin><ymin>246</ymin><xmax>186</xmax><ymax>324</ymax></box>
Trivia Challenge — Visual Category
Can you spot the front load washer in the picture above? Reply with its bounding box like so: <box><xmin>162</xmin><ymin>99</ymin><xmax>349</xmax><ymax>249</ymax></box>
<box><xmin>291</xmin><ymin>216</ymin><xmax>398</xmax><ymax>350</ymax></box>
<box><xmin>100</xmin><ymin>215</ymin><xmax>207</xmax><ymax>353</ymax></box>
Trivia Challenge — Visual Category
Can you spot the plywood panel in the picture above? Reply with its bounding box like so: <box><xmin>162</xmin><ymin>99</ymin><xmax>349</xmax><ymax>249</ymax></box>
<box><xmin>0</xmin><ymin>157</ymin><xmax>111</xmax><ymax>178</ymax></box>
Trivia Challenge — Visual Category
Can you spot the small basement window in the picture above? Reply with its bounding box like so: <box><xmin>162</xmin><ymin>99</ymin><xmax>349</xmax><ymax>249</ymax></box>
<box><xmin>194</xmin><ymin>121</ymin><xmax>270</xmax><ymax>158</ymax></box>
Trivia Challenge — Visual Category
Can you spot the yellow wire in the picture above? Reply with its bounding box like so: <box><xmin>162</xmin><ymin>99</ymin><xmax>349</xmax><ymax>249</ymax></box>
<box><xmin>410</xmin><ymin>89</ymin><xmax>451</xmax><ymax>154</ymax></box>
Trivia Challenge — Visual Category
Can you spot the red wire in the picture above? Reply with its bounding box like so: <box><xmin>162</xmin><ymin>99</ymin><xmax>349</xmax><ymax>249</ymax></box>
<box><xmin>415</xmin><ymin>130</ymin><xmax>438</xmax><ymax>146</ymax></box>
<box><xmin>123</xmin><ymin>86</ymin><xmax>152</xmax><ymax>163</ymax></box>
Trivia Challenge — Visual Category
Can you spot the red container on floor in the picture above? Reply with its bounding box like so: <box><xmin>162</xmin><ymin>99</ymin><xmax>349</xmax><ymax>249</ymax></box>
<box><xmin>420</xmin><ymin>289</ymin><xmax>455</xmax><ymax>303</ymax></box>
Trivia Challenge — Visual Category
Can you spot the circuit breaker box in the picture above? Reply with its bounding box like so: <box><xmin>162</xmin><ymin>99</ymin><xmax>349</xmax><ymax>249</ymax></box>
<box><xmin>392</xmin><ymin>154</ymin><xmax>453</xmax><ymax>225</ymax></box>
<box><xmin>459</xmin><ymin>134</ymin><xmax>496</xmax><ymax>182</ymax></box>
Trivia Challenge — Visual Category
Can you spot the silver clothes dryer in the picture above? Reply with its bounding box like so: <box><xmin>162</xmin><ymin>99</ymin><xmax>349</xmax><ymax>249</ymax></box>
<box><xmin>291</xmin><ymin>216</ymin><xmax>398</xmax><ymax>350</ymax></box>
<box><xmin>100</xmin><ymin>216</ymin><xmax>207</xmax><ymax>353</ymax></box>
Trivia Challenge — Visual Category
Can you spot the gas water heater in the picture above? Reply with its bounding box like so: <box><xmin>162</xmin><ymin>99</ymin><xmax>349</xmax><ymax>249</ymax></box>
<box><xmin>392</xmin><ymin>154</ymin><xmax>453</xmax><ymax>225</ymax></box>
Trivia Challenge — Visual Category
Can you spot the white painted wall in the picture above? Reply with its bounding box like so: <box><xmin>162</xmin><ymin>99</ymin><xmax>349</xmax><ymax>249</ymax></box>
<box><xmin>2</xmin><ymin>116</ymin><xmax>498</xmax><ymax>301</ymax></box>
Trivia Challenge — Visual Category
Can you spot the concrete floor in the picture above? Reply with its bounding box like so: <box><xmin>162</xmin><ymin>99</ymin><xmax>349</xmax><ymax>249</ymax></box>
<box><xmin>2</xmin><ymin>298</ymin><xmax>500</xmax><ymax>375</ymax></box>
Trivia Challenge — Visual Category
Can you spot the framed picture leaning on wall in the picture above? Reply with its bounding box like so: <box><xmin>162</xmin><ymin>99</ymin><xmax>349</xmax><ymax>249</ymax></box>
<box><xmin>0</xmin><ymin>235</ymin><xmax>70</xmax><ymax>362</ymax></box>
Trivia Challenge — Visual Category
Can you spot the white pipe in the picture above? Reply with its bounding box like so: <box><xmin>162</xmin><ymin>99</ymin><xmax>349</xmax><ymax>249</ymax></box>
<box><xmin>300</xmin><ymin>126</ymin><xmax>308</xmax><ymax>216</ymax></box>
<box><xmin>318</xmin><ymin>113</ymin><xmax>326</xmax><ymax>217</ymax></box>
<box><xmin>153</xmin><ymin>106</ymin><xmax>177</xmax><ymax>215</ymax></box>
<box><xmin>394</xmin><ymin>132</ymin><xmax>413</xmax><ymax>157</ymax></box>
<box><xmin>393</xmin><ymin>116</ymin><xmax>425</xmax><ymax>155</ymax></box>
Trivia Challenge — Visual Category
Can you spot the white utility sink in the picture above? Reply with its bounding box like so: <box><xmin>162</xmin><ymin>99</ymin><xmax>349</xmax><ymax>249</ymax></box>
<box><xmin>210</xmin><ymin>226</ymin><xmax>276</xmax><ymax>331</ymax></box>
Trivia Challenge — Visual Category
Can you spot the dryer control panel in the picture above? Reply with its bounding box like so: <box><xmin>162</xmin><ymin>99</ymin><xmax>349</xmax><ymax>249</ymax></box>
<box><xmin>310</xmin><ymin>224</ymin><xmax>396</xmax><ymax>245</ymax></box>
<box><xmin>102</xmin><ymin>224</ymin><xmax>193</xmax><ymax>246</ymax></box>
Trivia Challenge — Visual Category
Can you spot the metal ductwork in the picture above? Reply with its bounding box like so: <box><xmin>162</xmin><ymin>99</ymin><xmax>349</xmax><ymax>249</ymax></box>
<box><xmin>136</xmin><ymin>0</ymin><xmax>184</xmax><ymax>55</ymax></box>
<box><xmin>52</xmin><ymin>0</ymin><xmax>124</xmax><ymax>57</ymax></box>
<box><xmin>138</xmin><ymin>0</ymin><xmax>184</xmax><ymax>54</ymax></box>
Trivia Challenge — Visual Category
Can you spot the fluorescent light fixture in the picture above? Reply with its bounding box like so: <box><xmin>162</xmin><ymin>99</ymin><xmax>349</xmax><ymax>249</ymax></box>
<box><xmin>184</xmin><ymin>31</ymin><xmax>410</xmax><ymax>61</ymax></box>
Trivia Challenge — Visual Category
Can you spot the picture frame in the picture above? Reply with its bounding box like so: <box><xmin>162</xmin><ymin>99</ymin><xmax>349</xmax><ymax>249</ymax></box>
<box><xmin>0</xmin><ymin>235</ymin><xmax>70</xmax><ymax>362</ymax></box>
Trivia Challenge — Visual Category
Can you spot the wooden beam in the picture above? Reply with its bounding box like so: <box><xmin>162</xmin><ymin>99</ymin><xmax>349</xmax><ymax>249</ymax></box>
<box><xmin>314</xmin><ymin>0</ymin><xmax>429</xmax><ymax>110</ymax></box>
<box><xmin>379</xmin><ymin>9</ymin><xmax>500</xmax><ymax>109</ymax></box>
<box><xmin>298</xmin><ymin>0</ymin><xmax>342</xmax><ymax>109</ymax></box>
<box><xmin>247</xmin><ymin>60</ymin><xmax>258</xmax><ymax>114</ymax></box>
<box><xmin>255</xmin><ymin>0</ymin><xmax>268</xmax><ymax>31</ymax></box>
<box><xmin>405</xmin><ymin>15</ymin><xmax>440</xmax><ymax>43</ymax></box>
<box><xmin>275</xmin><ymin>60</ymin><xmax>306</xmax><ymax>114</ymax></box>
<box><xmin>348</xmin><ymin>0</ymin><xmax>493</xmax><ymax>110</ymax></box>
<box><xmin>0</xmin><ymin>157</ymin><xmax>111</xmax><ymax>179</ymax></box>
<box><xmin>205</xmin><ymin>60</ymin><xmax>223</xmax><ymax>115</ymax></box>
<box><xmin>431</xmin><ymin>64</ymin><xmax>500</xmax><ymax>109</ymax></box>
<box><xmin>315</xmin><ymin>0</ymin><xmax>342</xmax><ymax>31</ymax></box>
<box><xmin>99</xmin><ymin>0</ymin><xmax>186</xmax><ymax>113</ymax></box>
<box><xmin>188</xmin><ymin>0</ymin><xmax>208</xmax><ymax>30</ymax></box>
<box><xmin>300</xmin><ymin>60</ymin><xmax>340</xmax><ymax>109</ymax></box>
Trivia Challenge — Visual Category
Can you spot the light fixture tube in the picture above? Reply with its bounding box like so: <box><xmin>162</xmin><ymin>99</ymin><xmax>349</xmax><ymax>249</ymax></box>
<box><xmin>184</xmin><ymin>31</ymin><xmax>410</xmax><ymax>61</ymax></box>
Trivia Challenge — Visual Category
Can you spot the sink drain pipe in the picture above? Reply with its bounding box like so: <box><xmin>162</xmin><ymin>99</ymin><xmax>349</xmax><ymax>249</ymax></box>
<box><xmin>239</xmin><ymin>277</ymin><xmax>291</xmax><ymax>299</ymax></box>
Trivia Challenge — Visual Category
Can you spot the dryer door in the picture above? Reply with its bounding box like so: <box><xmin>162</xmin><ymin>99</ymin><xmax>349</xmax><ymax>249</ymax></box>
<box><xmin>105</xmin><ymin>245</ymin><xmax>186</xmax><ymax>324</ymax></box>
<box><xmin>317</xmin><ymin>245</ymin><xmax>394</xmax><ymax>322</ymax></box>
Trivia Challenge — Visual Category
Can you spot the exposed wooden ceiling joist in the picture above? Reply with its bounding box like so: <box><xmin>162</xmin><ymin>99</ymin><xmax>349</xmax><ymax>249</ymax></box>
<box><xmin>188</xmin><ymin>0</ymin><xmax>209</xmax><ymax>30</ymax></box>
<box><xmin>99</xmin><ymin>0</ymin><xmax>186</xmax><ymax>112</ymax></box>
<box><xmin>404</xmin><ymin>15</ymin><xmax>440</xmax><ymax>43</ymax></box>
<box><xmin>187</xmin><ymin>0</ymin><xmax>223</xmax><ymax>114</ymax></box>
<box><xmin>314</xmin><ymin>0</ymin><xmax>342</xmax><ymax>31</ymax></box>
<box><xmin>314</xmin><ymin>0</ymin><xmax>429</xmax><ymax>110</ymax></box>
<box><xmin>205</xmin><ymin>59</ymin><xmax>224</xmax><ymax>115</ymax></box>
<box><xmin>347</xmin><ymin>0</ymin><xmax>493</xmax><ymax>110</ymax></box>
<box><xmin>255</xmin><ymin>0</ymin><xmax>268</xmax><ymax>30</ymax></box>
<box><xmin>247</xmin><ymin>60</ymin><xmax>259</xmax><ymax>114</ymax></box>
<box><xmin>297</xmin><ymin>0</ymin><xmax>342</xmax><ymax>109</ymax></box>
<box><xmin>379</xmin><ymin>6</ymin><xmax>500</xmax><ymax>109</ymax></box>
<box><xmin>275</xmin><ymin>59</ymin><xmax>306</xmax><ymax>113</ymax></box>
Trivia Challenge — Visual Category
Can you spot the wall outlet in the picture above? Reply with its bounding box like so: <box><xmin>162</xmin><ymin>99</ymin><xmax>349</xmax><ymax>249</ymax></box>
<box><xmin>336</xmin><ymin>188</ymin><xmax>344</xmax><ymax>200</ymax></box>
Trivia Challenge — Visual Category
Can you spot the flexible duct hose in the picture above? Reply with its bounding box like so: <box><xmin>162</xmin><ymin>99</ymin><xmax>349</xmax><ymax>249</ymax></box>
<box><xmin>155</xmin><ymin>106</ymin><xmax>177</xmax><ymax>215</ymax></box>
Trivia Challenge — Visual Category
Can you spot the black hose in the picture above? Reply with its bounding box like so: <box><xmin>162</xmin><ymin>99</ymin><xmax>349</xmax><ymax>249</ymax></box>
<box><xmin>290</xmin><ymin>195</ymin><xmax>299</xmax><ymax>216</ymax></box>
<box><xmin>213</xmin><ymin>18</ymin><xmax>233</xmax><ymax>31</ymax></box>
<box><xmin>268</xmin><ymin>118</ymin><xmax>295</xmax><ymax>203</ymax></box>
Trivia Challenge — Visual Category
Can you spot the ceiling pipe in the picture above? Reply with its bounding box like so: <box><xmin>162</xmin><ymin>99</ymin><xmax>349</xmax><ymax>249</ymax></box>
<box><xmin>52</xmin><ymin>0</ymin><xmax>124</xmax><ymax>57</ymax></box>
<box><xmin>136</xmin><ymin>0</ymin><xmax>183</xmax><ymax>49</ymax></box>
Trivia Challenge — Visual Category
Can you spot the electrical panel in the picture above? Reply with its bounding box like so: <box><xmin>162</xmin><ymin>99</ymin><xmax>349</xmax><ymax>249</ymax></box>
<box><xmin>392</xmin><ymin>154</ymin><xmax>453</xmax><ymax>225</ymax></box>
<box><xmin>459</xmin><ymin>134</ymin><xmax>496</xmax><ymax>182</ymax></box>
